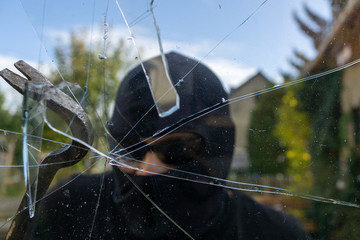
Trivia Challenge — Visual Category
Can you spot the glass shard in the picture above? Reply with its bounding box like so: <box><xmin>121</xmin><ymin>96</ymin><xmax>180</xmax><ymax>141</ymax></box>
<box><xmin>145</xmin><ymin>56</ymin><xmax>180</xmax><ymax>118</ymax></box>
<box><xmin>21</xmin><ymin>82</ymin><xmax>44</xmax><ymax>218</ymax></box>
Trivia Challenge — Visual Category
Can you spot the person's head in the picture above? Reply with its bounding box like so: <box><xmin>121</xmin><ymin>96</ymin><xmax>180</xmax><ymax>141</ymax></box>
<box><xmin>109</xmin><ymin>52</ymin><xmax>235</xmax><ymax>179</ymax></box>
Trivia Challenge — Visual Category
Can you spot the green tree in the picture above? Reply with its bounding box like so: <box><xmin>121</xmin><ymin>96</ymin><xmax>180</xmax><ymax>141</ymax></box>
<box><xmin>0</xmin><ymin>92</ymin><xmax>22</xmax><ymax>196</ymax></box>
<box><xmin>274</xmin><ymin>76</ymin><xmax>312</xmax><ymax>193</ymax></box>
<box><xmin>0</xmin><ymin>93</ymin><xmax>21</xmax><ymax>132</ymax></box>
<box><xmin>290</xmin><ymin>0</ymin><xmax>348</xmax><ymax>73</ymax></box>
<box><xmin>286</xmin><ymin>1</ymin><xmax>357</xmax><ymax>239</ymax></box>
<box><xmin>52</xmin><ymin>30</ymin><xmax>129</xmax><ymax>124</ymax></box>
<box><xmin>248</xmin><ymin>84</ymin><xmax>286</xmax><ymax>175</ymax></box>
<box><xmin>42</xmin><ymin>29</ymin><xmax>130</xmax><ymax>177</ymax></box>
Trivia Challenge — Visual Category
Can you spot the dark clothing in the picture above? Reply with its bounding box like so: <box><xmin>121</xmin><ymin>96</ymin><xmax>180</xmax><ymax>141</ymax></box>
<box><xmin>109</xmin><ymin>52</ymin><xmax>235</xmax><ymax>180</ymax></box>
<box><xmin>28</xmin><ymin>171</ymin><xmax>311</xmax><ymax>240</ymax></box>
<box><xmin>27</xmin><ymin>52</ymin><xmax>310</xmax><ymax>239</ymax></box>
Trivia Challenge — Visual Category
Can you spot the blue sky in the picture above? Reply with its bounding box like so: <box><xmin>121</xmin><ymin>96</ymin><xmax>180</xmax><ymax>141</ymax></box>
<box><xmin>0</xmin><ymin>0</ymin><xmax>331</xmax><ymax>108</ymax></box>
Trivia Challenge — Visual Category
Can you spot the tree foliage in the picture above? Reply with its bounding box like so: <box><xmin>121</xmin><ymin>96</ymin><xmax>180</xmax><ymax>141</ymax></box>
<box><xmin>52</xmin><ymin>31</ymin><xmax>129</xmax><ymax>122</ymax></box>
<box><xmin>274</xmin><ymin>78</ymin><xmax>312</xmax><ymax>192</ymax></box>
<box><xmin>248</xmin><ymin>84</ymin><xmax>286</xmax><ymax>175</ymax></box>
<box><xmin>41</xmin><ymin>29</ymin><xmax>130</xmax><ymax>176</ymax></box>
<box><xmin>0</xmin><ymin>93</ymin><xmax>21</xmax><ymax>132</ymax></box>
<box><xmin>290</xmin><ymin>1</ymin><xmax>348</xmax><ymax>73</ymax></box>
<box><xmin>287</xmin><ymin>1</ymin><xmax>359</xmax><ymax>238</ymax></box>
<box><xmin>0</xmin><ymin>92</ymin><xmax>23</xmax><ymax>195</ymax></box>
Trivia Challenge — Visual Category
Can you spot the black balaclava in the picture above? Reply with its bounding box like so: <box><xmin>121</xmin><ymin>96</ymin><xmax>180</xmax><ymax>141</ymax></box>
<box><xmin>109</xmin><ymin>52</ymin><xmax>235</xmax><ymax>239</ymax></box>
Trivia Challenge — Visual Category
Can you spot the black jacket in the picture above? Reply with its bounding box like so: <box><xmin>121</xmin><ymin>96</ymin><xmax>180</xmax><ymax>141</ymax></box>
<box><xmin>28</xmin><ymin>171</ymin><xmax>311</xmax><ymax>240</ymax></box>
<box><xmin>27</xmin><ymin>52</ymin><xmax>310</xmax><ymax>239</ymax></box>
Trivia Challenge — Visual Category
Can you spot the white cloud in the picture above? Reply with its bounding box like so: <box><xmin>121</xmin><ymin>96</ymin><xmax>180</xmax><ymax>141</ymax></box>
<box><xmin>204</xmin><ymin>58</ymin><xmax>257</xmax><ymax>92</ymax></box>
<box><xmin>106</xmin><ymin>26</ymin><xmax>257</xmax><ymax>91</ymax></box>
<box><xmin>44</xmin><ymin>25</ymin><xmax>258</xmax><ymax>93</ymax></box>
<box><xmin>45</xmin><ymin>28</ymin><xmax>72</xmax><ymax>46</ymax></box>
<box><xmin>130</xmin><ymin>34</ymin><xmax>257</xmax><ymax>92</ymax></box>
<box><xmin>0</xmin><ymin>24</ymin><xmax>259</xmax><ymax>116</ymax></box>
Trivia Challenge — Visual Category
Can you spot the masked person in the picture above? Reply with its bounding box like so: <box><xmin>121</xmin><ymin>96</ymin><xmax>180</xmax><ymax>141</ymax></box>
<box><xmin>27</xmin><ymin>52</ymin><xmax>311</xmax><ymax>239</ymax></box>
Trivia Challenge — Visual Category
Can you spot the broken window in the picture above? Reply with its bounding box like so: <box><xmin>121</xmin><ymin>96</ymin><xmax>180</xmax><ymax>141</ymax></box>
<box><xmin>0</xmin><ymin>0</ymin><xmax>360</xmax><ymax>239</ymax></box>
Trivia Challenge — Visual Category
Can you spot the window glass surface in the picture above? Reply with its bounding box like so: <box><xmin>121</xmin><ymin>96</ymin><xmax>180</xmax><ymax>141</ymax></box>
<box><xmin>0</xmin><ymin>1</ymin><xmax>359</xmax><ymax>239</ymax></box>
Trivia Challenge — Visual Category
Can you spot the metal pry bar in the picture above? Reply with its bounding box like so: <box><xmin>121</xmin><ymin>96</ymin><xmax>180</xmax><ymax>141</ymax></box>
<box><xmin>0</xmin><ymin>60</ymin><xmax>94</xmax><ymax>239</ymax></box>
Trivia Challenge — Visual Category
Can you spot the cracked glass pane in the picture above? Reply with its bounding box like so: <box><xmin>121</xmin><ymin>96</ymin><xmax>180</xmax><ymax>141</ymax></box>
<box><xmin>21</xmin><ymin>82</ymin><xmax>43</xmax><ymax>218</ymax></box>
<box><xmin>0</xmin><ymin>0</ymin><xmax>360</xmax><ymax>239</ymax></box>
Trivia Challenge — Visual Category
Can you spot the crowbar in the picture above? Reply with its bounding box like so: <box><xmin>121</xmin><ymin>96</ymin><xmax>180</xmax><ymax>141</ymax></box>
<box><xmin>0</xmin><ymin>60</ymin><xmax>94</xmax><ymax>239</ymax></box>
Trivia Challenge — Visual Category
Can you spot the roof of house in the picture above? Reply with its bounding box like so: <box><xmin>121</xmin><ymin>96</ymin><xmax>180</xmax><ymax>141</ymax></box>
<box><xmin>229</xmin><ymin>71</ymin><xmax>271</xmax><ymax>96</ymax></box>
<box><xmin>305</xmin><ymin>0</ymin><xmax>360</xmax><ymax>73</ymax></box>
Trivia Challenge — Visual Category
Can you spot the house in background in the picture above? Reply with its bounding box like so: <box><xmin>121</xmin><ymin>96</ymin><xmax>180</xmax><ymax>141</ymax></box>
<box><xmin>229</xmin><ymin>72</ymin><xmax>271</xmax><ymax>170</ymax></box>
<box><xmin>304</xmin><ymin>0</ymin><xmax>360</xmax><ymax>189</ymax></box>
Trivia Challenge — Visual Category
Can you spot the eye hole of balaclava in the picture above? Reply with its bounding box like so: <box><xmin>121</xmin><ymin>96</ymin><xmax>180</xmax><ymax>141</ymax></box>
<box><xmin>113</xmin><ymin>133</ymin><xmax>205</xmax><ymax>167</ymax></box>
<box><xmin>137</xmin><ymin>133</ymin><xmax>204</xmax><ymax>166</ymax></box>
<box><xmin>146</xmin><ymin>133</ymin><xmax>205</xmax><ymax>165</ymax></box>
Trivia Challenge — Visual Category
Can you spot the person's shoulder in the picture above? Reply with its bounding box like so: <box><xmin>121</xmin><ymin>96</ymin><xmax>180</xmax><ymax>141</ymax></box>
<box><xmin>231</xmin><ymin>191</ymin><xmax>311</xmax><ymax>240</ymax></box>
<box><xmin>28</xmin><ymin>172</ymin><xmax>116</xmax><ymax>238</ymax></box>
<box><xmin>45</xmin><ymin>171</ymin><xmax>114</xmax><ymax>205</ymax></box>
<box><xmin>55</xmin><ymin>170</ymin><xmax>112</xmax><ymax>188</ymax></box>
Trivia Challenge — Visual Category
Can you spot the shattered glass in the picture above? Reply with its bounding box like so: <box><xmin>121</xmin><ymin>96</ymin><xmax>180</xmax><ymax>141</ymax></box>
<box><xmin>21</xmin><ymin>82</ymin><xmax>44</xmax><ymax>218</ymax></box>
<box><xmin>0</xmin><ymin>0</ymin><xmax>360</xmax><ymax>239</ymax></box>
